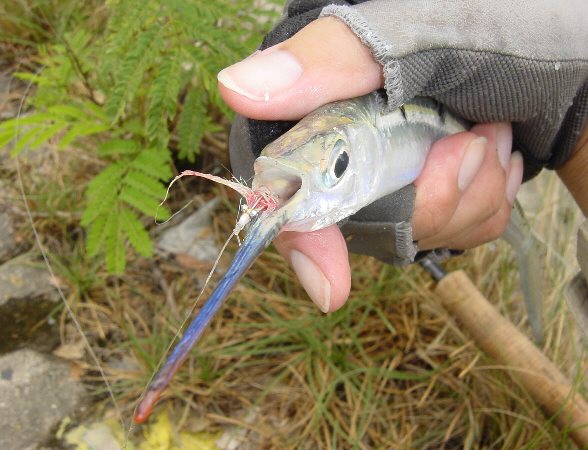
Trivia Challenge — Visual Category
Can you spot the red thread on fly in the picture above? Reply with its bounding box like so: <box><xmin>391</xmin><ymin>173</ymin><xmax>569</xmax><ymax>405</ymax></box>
<box><xmin>165</xmin><ymin>170</ymin><xmax>278</xmax><ymax>233</ymax></box>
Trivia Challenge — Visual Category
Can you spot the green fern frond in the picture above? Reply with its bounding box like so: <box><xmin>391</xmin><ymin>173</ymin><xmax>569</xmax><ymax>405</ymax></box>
<box><xmin>120</xmin><ymin>209</ymin><xmax>153</xmax><ymax>257</ymax></box>
<box><xmin>123</xmin><ymin>169</ymin><xmax>168</xmax><ymax>199</ymax></box>
<box><xmin>2</xmin><ymin>119</ymin><xmax>66</xmax><ymax>156</ymax></box>
<box><xmin>146</xmin><ymin>52</ymin><xmax>182</xmax><ymax>146</ymax></box>
<box><xmin>102</xmin><ymin>0</ymin><xmax>157</xmax><ymax>77</ymax></box>
<box><xmin>84</xmin><ymin>163</ymin><xmax>126</xmax><ymax>201</ymax></box>
<box><xmin>86</xmin><ymin>212</ymin><xmax>109</xmax><ymax>257</ymax></box>
<box><xmin>119</xmin><ymin>185</ymin><xmax>165</xmax><ymax>218</ymax></box>
<box><xmin>82</xmin><ymin>143</ymin><xmax>171</xmax><ymax>271</ymax></box>
<box><xmin>0</xmin><ymin>111</ymin><xmax>57</xmax><ymax>127</ymax></box>
<box><xmin>129</xmin><ymin>147</ymin><xmax>172</xmax><ymax>180</ymax></box>
<box><xmin>13</xmin><ymin>71</ymin><xmax>48</xmax><ymax>85</ymax></box>
<box><xmin>104</xmin><ymin>209</ymin><xmax>126</xmax><ymax>273</ymax></box>
<box><xmin>8</xmin><ymin>128</ymin><xmax>47</xmax><ymax>156</ymax></box>
<box><xmin>177</xmin><ymin>88</ymin><xmax>205</xmax><ymax>162</ymax></box>
<box><xmin>58</xmin><ymin>122</ymin><xmax>110</xmax><ymax>149</ymax></box>
<box><xmin>97</xmin><ymin>139</ymin><xmax>140</xmax><ymax>157</ymax></box>
<box><xmin>47</xmin><ymin>104</ymin><xmax>87</xmax><ymax>118</ymax></box>
<box><xmin>0</xmin><ymin>129</ymin><xmax>14</xmax><ymax>150</ymax></box>
<box><xmin>82</xmin><ymin>163</ymin><xmax>125</xmax><ymax>226</ymax></box>
<box><xmin>27</xmin><ymin>122</ymin><xmax>67</xmax><ymax>149</ymax></box>
<box><xmin>0</xmin><ymin>99</ymin><xmax>110</xmax><ymax>156</ymax></box>
<box><xmin>105</xmin><ymin>24</ymin><xmax>163</xmax><ymax>122</ymax></box>
<box><xmin>81</xmin><ymin>189</ymin><xmax>119</xmax><ymax>228</ymax></box>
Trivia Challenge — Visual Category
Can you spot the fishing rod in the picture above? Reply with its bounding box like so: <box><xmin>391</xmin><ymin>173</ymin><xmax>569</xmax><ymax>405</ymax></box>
<box><xmin>420</xmin><ymin>258</ymin><xmax>588</xmax><ymax>448</ymax></box>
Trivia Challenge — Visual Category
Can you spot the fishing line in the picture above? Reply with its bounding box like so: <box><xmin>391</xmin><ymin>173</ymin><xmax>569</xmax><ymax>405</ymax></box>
<box><xmin>11</xmin><ymin>66</ymin><xmax>126</xmax><ymax>434</ymax></box>
<box><xmin>155</xmin><ymin>197</ymin><xmax>195</xmax><ymax>226</ymax></box>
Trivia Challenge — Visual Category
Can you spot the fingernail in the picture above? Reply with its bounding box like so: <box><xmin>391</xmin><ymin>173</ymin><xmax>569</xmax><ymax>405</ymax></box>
<box><xmin>496</xmin><ymin>123</ymin><xmax>512</xmax><ymax>170</ymax></box>
<box><xmin>217</xmin><ymin>49</ymin><xmax>303</xmax><ymax>102</ymax></box>
<box><xmin>458</xmin><ymin>137</ymin><xmax>487</xmax><ymax>191</ymax></box>
<box><xmin>290</xmin><ymin>250</ymin><xmax>331</xmax><ymax>313</ymax></box>
<box><xmin>506</xmin><ymin>151</ymin><xmax>524</xmax><ymax>204</ymax></box>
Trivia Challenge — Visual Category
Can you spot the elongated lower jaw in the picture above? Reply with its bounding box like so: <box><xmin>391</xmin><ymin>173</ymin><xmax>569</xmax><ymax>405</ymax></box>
<box><xmin>132</xmin><ymin>205</ymin><xmax>294</xmax><ymax>424</ymax></box>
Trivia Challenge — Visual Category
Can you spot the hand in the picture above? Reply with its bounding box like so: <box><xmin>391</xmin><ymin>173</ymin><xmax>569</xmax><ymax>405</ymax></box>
<box><xmin>218</xmin><ymin>18</ymin><xmax>523</xmax><ymax>313</ymax></box>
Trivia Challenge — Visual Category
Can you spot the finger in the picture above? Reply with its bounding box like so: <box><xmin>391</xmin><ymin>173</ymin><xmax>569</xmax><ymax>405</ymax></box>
<box><xmin>413</xmin><ymin>122</ymin><xmax>511</xmax><ymax>247</ymax></box>
<box><xmin>218</xmin><ymin>17</ymin><xmax>382</xmax><ymax>120</ymax></box>
<box><xmin>418</xmin><ymin>123</ymin><xmax>512</xmax><ymax>249</ymax></box>
<box><xmin>417</xmin><ymin>123</ymin><xmax>509</xmax><ymax>248</ymax></box>
<box><xmin>274</xmin><ymin>225</ymin><xmax>351</xmax><ymax>313</ymax></box>
<box><xmin>446</xmin><ymin>151</ymin><xmax>524</xmax><ymax>249</ymax></box>
<box><xmin>412</xmin><ymin>131</ymin><xmax>487</xmax><ymax>241</ymax></box>
<box><xmin>444</xmin><ymin>199</ymin><xmax>512</xmax><ymax>249</ymax></box>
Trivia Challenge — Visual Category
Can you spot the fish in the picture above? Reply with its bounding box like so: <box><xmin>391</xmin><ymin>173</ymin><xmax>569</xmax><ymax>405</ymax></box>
<box><xmin>133</xmin><ymin>91</ymin><xmax>543</xmax><ymax>423</ymax></box>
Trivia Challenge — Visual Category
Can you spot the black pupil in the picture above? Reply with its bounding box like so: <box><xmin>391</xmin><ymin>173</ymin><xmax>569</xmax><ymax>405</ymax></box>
<box><xmin>333</xmin><ymin>151</ymin><xmax>349</xmax><ymax>178</ymax></box>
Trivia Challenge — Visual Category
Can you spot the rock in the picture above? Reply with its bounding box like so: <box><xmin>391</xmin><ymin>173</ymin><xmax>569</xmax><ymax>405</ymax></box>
<box><xmin>157</xmin><ymin>198</ymin><xmax>222</xmax><ymax>264</ymax></box>
<box><xmin>0</xmin><ymin>257</ymin><xmax>62</xmax><ymax>354</ymax></box>
<box><xmin>0</xmin><ymin>349</ymin><xmax>86</xmax><ymax>450</ymax></box>
<box><xmin>0</xmin><ymin>212</ymin><xmax>20</xmax><ymax>263</ymax></box>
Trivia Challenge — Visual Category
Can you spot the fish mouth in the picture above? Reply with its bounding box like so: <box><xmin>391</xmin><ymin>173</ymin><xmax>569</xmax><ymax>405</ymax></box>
<box><xmin>253</xmin><ymin>156</ymin><xmax>304</xmax><ymax>205</ymax></box>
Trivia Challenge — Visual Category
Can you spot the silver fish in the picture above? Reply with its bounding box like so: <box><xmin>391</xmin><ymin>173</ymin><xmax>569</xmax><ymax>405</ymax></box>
<box><xmin>253</xmin><ymin>93</ymin><xmax>467</xmax><ymax>232</ymax></box>
<box><xmin>134</xmin><ymin>92</ymin><xmax>542</xmax><ymax>422</ymax></box>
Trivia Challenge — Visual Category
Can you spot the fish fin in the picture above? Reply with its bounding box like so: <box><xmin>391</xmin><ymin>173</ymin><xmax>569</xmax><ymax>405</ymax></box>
<box><xmin>502</xmin><ymin>201</ymin><xmax>545</xmax><ymax>343</ymax></box>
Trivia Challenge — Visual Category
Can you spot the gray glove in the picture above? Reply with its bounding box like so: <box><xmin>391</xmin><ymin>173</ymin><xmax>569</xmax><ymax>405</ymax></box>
<box><xmin>229</xmin><ymin>0</ymin><xmax>588</xmax><ymax>265</ymax></box>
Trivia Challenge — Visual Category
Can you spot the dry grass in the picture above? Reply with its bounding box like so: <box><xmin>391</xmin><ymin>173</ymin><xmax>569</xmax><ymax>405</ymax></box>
<box><xmin>2</xmin><ymin>77</ymin><xmax>586</xmax><ymax>448</ymax></box>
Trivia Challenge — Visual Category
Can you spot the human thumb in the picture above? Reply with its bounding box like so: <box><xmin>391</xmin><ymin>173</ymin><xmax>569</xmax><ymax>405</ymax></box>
<box><xmin>217</xmin><ymin>17</ymin><xmax>383</xmax><ymax>120</ymax></box>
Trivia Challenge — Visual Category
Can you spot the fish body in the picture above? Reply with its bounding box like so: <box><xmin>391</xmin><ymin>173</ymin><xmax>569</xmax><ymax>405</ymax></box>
<box><xmin>134</xmin><ymin>92</ymin><xmax>541</xmax><ymax>423</ymax></box>
<box><xmin>253</xmin><ymin>92</ymin><xmax>467</xmax><ymax>232</ymax></box>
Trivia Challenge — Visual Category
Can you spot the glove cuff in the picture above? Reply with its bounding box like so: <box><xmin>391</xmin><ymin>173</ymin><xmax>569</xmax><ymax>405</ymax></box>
<box><xmin>340</xmin><ymin>219</ymin><xmax>417</xmax><ymax>266</ymax></box>
<box><xmin>338</xmin><ymin>184</ymin><xmax>419</xmax><ymax>266</ymax></box>
<box><xmin>321</xmin><ymin>4</ymin><xmax>404</xmax><ymax>108</ymax></box>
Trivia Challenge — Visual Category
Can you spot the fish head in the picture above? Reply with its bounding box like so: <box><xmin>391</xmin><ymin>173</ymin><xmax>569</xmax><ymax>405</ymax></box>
<box><xmin>252</xmin><ymin>101</ymin><xmax>381</xmax><ymax>232</ymax></box>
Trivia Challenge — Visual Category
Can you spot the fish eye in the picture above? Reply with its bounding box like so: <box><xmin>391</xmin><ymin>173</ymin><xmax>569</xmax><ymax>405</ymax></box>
<box><xmin>323</xmin><ymin>139</ymin><xmax>349</xmax><ymax>187</ymax></box>
<box><xmin>333</xmin><ymin>150</ymin><xmax>349</xmax><ymax>178</ymax></box>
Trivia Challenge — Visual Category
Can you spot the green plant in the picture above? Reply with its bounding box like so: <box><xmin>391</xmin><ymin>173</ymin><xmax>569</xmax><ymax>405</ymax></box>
<box><xmin>0</xmin><ymin>0</ymin><xmax>101</xmax><ymax>50</ymax></box>
<box><xmin>0</xmin><ymin>0</ymin><xmax>277</xmax><ymax>272</ymax></box>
